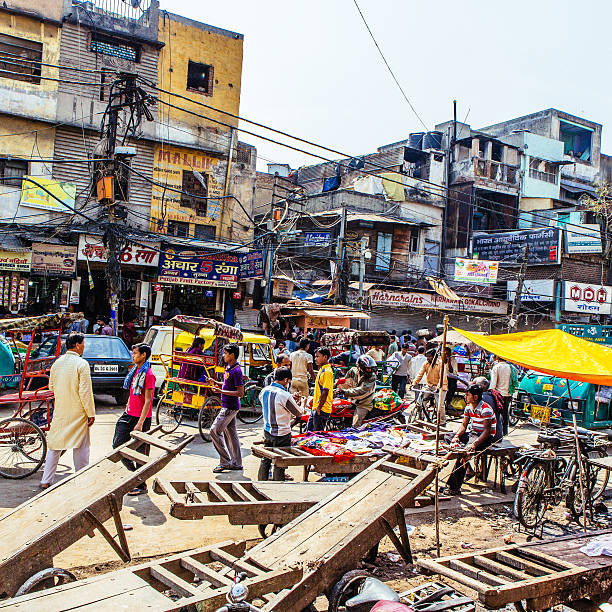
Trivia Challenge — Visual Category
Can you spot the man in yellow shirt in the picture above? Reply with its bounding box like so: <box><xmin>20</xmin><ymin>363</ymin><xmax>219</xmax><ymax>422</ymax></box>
<box><xmin>307</xmin><ymin>347</ymin><xmax>333</xmax><ymax>431</ymax></box>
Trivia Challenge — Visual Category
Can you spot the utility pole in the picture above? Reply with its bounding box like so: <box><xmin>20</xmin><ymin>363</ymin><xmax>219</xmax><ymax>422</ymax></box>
<box><xmin>334</xmin><ymin>203</ymin><xmax>347</xmax><ymax>305</ymax></box>
<box><xmin>263</xmin><ymin>176</ymin><xmax>278</xmax><ymax>304</ymax></box>
<box><xmin>358</xmin><ymin>235</ymin><xmax>368</xmax><ymax>330</ymax></box>
<box><xmin>96</xmin><ymin>72</ymin><xmax>153</xmax><ymax>333</ymax></box>
<box><xmin>509</xmin><ymin>244</ymin><xmax>529</xmax><ymax>332</ymax></box>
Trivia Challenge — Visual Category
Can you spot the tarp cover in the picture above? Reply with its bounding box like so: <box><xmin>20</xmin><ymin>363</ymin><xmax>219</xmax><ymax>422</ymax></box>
<box><xmin>0</xmin><ymin>312</ymin><xmax>82</xmax><ymax>332</ymax></box>
<box><xmin>456</xmin><ymin>327</ymin><xmax>612</xmax><ymax>385</ymax></box>
<box><xmin>169</xmin><ymin>315</ymin><xmax>243</xmax><ymax>342</ymax></box>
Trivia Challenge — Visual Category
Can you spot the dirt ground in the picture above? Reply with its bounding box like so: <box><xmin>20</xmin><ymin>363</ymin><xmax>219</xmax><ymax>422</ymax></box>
<box><xmin>0</xmin><ymin>396</ymin><xmax>603</xmax><ymax>609</ymax></box>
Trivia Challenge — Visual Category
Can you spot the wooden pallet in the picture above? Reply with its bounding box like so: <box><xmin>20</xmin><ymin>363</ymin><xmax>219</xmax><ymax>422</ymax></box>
<box><xmin>153</xmin><ymin>479</ymin><xmax>343</xmax><ymax>523</ymax></box>
<box><xmin>250</xmin><ymin>443</ymin><xmax>379</xmax><ymax>480</ymax></box>
<box><xmin>418</xmin><ymin>530</ymin><xmax>612</xmax><ymax>609</ymax></box>
<box><xmin>0</xmin><ymin>425</ymin><xmax>194</xmax><ymax>598</ymax></box>
<box><xmin>0</xmin><ymin>541</ymin><xmax>301</xmax><ymax>611</ymax></box>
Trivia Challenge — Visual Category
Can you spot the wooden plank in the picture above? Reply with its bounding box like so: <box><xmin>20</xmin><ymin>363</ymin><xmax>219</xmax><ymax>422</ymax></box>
<box><xmin>472</xmin><ymin>555</ymin><xmax>532</xmax><ymax>581</ymax></box>
<box><xmin>184</xmin><ymin>482</ymin><xmax>207</xmax><ymax>504</ymax></box>
<box><xmin>449</xmin><ymin>559</ymin><xmax>509</xmax><ymax>586</ymax></box>
<box><xmin>417</xmin><ymin>558</ymin><xmax>491</xmax><ymax>595</ymax></box>
<box><xmin>129</xmin><ymin>430</ymin><xmax>178</xmax><ymax>453</ymax></box>
<box><xmin>250</xmin><ymin>446</ymin><xmax>281</xmax><ymax>460</ymax></box>
<box><xmin>149</xmin><ymin>564</ymin><xmax>202</xmax><ymax>598</ymax></box>
<box><xmin>118</xmin><ymin>447</ymin><xmax>150</xmax><ymax>466</ymax></box>
<box><xmin>180</xmin><ymin>556</ymin><xmax>233</xmax><ymax>588</ymax></box>
<box><xmin>152</xmin><ymin>479</ymin><xmax>183</xmax><ymax>506</ymax></box>
<box><xmin>210</xmin><ymin>548</ymin><xmax>267</xmax><ymax>577</ymax></box>
<box><xmin>207</xmin><ymin>482</ymin><xmax>235</xmax><ymax>504</ymax></box>
<box><xmin>378</xmin><ymin>461</ymin><xmax>422</xmax><ymax>479</ymax></box>
<box><xmin>232</xmin><ymin>483</ymin><xmax>258</xmax><ymax>502</ymax></box>
<box><xmin>515</xmin><ymin>548</ymin><xmax>577</xmax><ymax>571</ymax></box>
<box><xmin>495</xmin><ymin>551</ymin><xmax>555</xmax><ymax>576</ymax></box>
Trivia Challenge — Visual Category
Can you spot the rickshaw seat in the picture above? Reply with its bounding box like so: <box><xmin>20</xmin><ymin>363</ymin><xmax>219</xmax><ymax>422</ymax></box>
<box><xmin>0</xmin><ymin>388</ymin><xmax>54</xmax><ymax>403</ymax></box>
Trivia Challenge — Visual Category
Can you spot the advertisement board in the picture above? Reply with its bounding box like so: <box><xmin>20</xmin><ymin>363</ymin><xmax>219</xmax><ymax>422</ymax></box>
<box><xmin>369</xmin><ymin>289</ymin><xmax>507</xmax><ymax>315</ymax></box>
<box><xmin>158</xmin><ymin>249</ymin><xmax>239</xmax><ymax>288</ymax></box>
<box><xmin>20</xmin><ymin>176</ymin><xmax>76</xmax><ymax>213</ymax></box>
<box><xmin>238</xmin><ymin>250</ymin><xmax>264</xmax><ymax>279</ymax></box>
<box><xmin>78</xmin><ymin>235</ymin><xmax>160</xmax><ymax>267</ymax></box>
<box><xmin>0</xmin><ymin>250</ymin><xmax>31</xmax><ymax>272</ymax></box>
<box><xmin>454</xmin><ymin>258</ymin><xmax>499</xmax><ymax>284</ymax></box>
<box><xmin>472</xmin><ymin>228</ymin><xmax>561</xmax><ymax>265</ymax></box>
<box><xmin>563</xmin><ymin>281</ymin><xmax>611</xmax><ymax>315</ymax></box>
<box><xmin>565</xmin><ymin>224</ymin><xmax>602</xmax><ymax>254</ymax></box>
<box><xmin>31</xmin><ymin>243</ymin><xmax>77</xmax><ymax>277</ymax></box>
<box><xmin>506</xmin><ymin>279</ymin><xmax>555</xmax><ymax>302</ymax></box>
<box><xmin>304</xmin><ymin>232</ymin><xmax>332</xmax><ymax>247</ymax></box>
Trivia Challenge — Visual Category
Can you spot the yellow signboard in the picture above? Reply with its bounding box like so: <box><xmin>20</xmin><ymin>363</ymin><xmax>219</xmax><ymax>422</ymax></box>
<box><xmin>20</xmin><ymin>176</ymin><xmax>76</xmax><ymax>212</ymax></box>
<box><xmin>151</xmin><ymin>145</ymin><xmax>223</xmax><ymax>229</ymax></box>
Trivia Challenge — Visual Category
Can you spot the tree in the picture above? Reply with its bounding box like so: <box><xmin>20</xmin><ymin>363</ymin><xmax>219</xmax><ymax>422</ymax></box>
<box><xmin>580</xmin><ymin>181</ymin><xmax>612</xmax><ymax>285</ymax></box>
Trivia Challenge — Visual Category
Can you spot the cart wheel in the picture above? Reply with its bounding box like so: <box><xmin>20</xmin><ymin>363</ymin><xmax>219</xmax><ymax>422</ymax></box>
<box><xmin>327</xmin><ymin>569</ymin><xmax>371</xmax><ymax>612</ymax></box>
<box><xmin>257</xmin><ymin>523</ymin><xmax>281</xmax><ymax>539</ymax></box>
<box><xmin>0</xmin><ymin>417</ymin><xmax>47</xmax><ymax>479</ymax></box>
<box><xmin>155</xmin><ymin>394</ymin><xmax>184</xmax><ymax>434</ymax></box>
<box><xmin>198</xmin><ymin>396</ymin><xmax>221</xmax><ymax>442</ymax></box>
<box><xmin>15</xmin><ymin>567</ymin><xmax>76</xmax><ymax>596</ymax></box>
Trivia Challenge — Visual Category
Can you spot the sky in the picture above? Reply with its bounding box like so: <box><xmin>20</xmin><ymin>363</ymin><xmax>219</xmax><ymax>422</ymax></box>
<box><xmin>159</xmin><ymin>0</ymin><xmax>612</xmax><ymax>171</ymax></box>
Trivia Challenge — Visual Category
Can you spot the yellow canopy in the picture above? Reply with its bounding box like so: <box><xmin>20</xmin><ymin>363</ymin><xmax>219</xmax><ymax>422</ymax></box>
<box><xmin>456</xmin><ymin>327</ymin><xmax>612</xmax><ymax>386</ymax></box>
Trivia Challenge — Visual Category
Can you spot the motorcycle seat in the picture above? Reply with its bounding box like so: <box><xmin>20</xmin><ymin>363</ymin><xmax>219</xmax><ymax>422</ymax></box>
<box><xmin>537</xmin><ymin>434</ymin><xmax>561</xmax><ymax>447</ymax></box>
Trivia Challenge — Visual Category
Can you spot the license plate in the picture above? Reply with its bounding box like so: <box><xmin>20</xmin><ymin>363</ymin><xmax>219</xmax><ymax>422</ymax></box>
<box><xmin>530</xmin><ymin>404</ymin><xmax>551</xmax><ymax>423</ymax></box>
<box><xmin>94</xmin><ymin>364</ymin><xmax>119</xmax><ymax>373</ymax></box>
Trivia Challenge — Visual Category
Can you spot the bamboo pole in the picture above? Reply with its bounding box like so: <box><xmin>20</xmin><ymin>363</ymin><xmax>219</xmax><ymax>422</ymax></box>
<box><xmin>435</xmin><ymin>314</ymin><xmax>450</xmax><ymax>557</ymax></box>
<box><xmin>566</xmin><ymin>379</ymin><xmax>588</xmax><ymax>532</ymax></box>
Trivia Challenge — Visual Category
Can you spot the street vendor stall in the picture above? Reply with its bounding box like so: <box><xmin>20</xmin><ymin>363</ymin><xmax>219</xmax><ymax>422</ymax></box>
<box><xmin>279</xmin><ymin>303</ymin><xmax>370</xmax><ymax>333</ymax></box>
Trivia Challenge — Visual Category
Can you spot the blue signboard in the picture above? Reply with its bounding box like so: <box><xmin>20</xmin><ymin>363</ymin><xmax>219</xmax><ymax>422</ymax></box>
<box><xmin>158</xmin><ymin>249</ymin><xmax>239</xmax><ymax>288</ymax></box>
<box><xmin>304</xmin><ymin>231</ymin><xmax>332</xmax><ymax>247</ymax></box>
<box><xmin>238</xmin><ymin>250</ymin><xmax>264</xmax><ymax>279</ymax></box>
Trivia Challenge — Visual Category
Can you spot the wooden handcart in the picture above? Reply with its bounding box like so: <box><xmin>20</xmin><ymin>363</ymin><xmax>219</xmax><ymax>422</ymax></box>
<box><xmin>0</xmin><ymin>425</ymin><xmax>193</xmax><ymax>598</ymax></box>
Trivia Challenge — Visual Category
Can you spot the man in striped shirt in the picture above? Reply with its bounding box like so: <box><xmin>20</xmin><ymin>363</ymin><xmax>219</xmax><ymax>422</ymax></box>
<box><xmin>258</xmin><ymin>367</ymin><xmax>303</xmax><ymax>481</ymax></box>
<box><xmin>444</xmin><ymin>385</ymin><xmax>496</xmax><ymax>495</ymax></box>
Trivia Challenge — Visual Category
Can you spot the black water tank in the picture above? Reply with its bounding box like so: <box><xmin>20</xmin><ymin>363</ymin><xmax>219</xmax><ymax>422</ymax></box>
<box><xmin>423</xmin><ymin>131</ymin><xmax>443</xmax><ymax>150</ymax></box>
<box><xmin>408</xmin><ymin>132</ymin><xmax>424</xmax><ymax>149</ymax></box>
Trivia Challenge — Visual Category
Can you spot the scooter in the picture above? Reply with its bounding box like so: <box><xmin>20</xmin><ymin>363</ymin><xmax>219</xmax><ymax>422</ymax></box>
<box><xmin>215</xmin><ymin>572</ymin><xmax>263</xmax><ymax>612</ymax></box>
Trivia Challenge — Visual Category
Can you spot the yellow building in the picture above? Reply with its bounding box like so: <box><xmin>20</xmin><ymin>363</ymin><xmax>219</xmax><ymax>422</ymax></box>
<box><xmin>153</xmin><ymin>13</ymin><xmax>250</xmax><ymax>242</ymax></box>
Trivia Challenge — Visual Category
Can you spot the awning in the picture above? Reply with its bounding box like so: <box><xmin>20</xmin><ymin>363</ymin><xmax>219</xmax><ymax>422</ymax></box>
<box><xmin>308</xmin><ymin>209</ymin><xmax>431</xmax><ymax>227</ymax></box>
<box><xmin>456</xmin><ymin>327</ymin><xmax>612</xmax><ymax>385</ymax></box>
<box><xmin>303</xmin><ymin>309</ymin><xmax>370</xmax><ymax>320</ymax></box>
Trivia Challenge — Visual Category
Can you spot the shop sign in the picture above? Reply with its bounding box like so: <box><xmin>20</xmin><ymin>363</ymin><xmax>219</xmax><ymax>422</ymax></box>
<box><xmin>31</xmin><ymin>243</ymin><xmax>77</xmax><ymax>277</ymax></box>
<box><xmin>507</xmin><ymin>279</ymin><xmax>555</xmax><ymax>302</ymax></box>
<box><xmin>273</xmin><ymin>278</ymin><xmax>294</xmax><ymax>299</ymax></box>
<box><xmin>233</xmin><ymin>291</ymin><xmax>242</xmax><ymax>299</ymax></box>
<box><xmin>78</xmin><ymin>235</ymin><xmax>160</xmax><ymax>267</ymax></box>
<box><xmin>563</xmin><ymin>281</ymin><xmax>611</xmax><ymax>315</ymax></box>
<box><xmin>369</xmin><ymin>289</ymin><xmax>507</xmax><ymax>315</ymax></box>
<box><xmin>158</xmin><ymin>249</ymin><xmax>239</xmax><ymax>288</ymax></box>
<box><xmin>20</xmin><ymin>176</ymin><xmax>76</xmax><ymax>213</ymax></box>
<box><xmin>454</xmin><ymin>258</ymin><xmax>499</xmax><ymax>284</ymax></box>
<box><xmin>304</xmin><ymin>232</ymin><xmax>332</xmax><ymax>247</ymax></box>
<box><xmin>238</xmin><ymin>250</ymin><xmax>264</xmax><ymax>279</ymax></box>
<box><xmin>565</xmin><ymin>224</ymin><xmax>602</xmax><ymax>254</ymax></box>
<box><xmin>70</xmin><ymin>278</ymin><xmax>81</xmax><ymax>304</ymax></box>
<box><xmin>0</xmin><ymin>250</ymin><xmax>31</xmax><ymax>272</ymax></box>
<box><xmin>472</xmin><ymin>228</ymin><xmax>561</xmax><ymax>265</ymax></box>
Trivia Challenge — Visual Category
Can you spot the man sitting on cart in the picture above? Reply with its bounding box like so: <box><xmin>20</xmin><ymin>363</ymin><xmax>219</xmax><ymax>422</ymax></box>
<box><xmin>337</xmin><ymin>354</ymin><xmax>377</xmax><ymax>427</ymax></box>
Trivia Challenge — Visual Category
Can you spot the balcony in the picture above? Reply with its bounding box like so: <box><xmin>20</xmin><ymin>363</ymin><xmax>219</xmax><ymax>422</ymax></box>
<box><xmin>528</xmin><ymin>167</ymin><xmax>558</xmax><ymax>184</ymax></box>
<box><xmin>475</xmin><ymin>159</ymin><xmax>519</xmax><ymax>184</ymax></box>
<box><xmin>451</xmin><ymin>157</ymin><xmax>519</xmax><ymax>195</ymax></box>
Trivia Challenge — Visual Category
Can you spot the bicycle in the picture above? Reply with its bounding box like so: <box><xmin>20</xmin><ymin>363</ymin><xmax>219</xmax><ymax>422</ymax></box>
<box><xmin>514</xmin><ymin>428</ymin><xmax>608</xmax><ymax>530</ymax></box>
<box><xmin>405</xmin><ymin>385</ymin><xmax>438</xmax><ymax>423</ymax></box>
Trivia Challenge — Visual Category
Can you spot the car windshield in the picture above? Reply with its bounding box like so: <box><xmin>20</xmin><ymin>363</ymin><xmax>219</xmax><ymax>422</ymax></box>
<box><xmin>143</xmin><ymin>328</ymin><xmax>157</xmax><ymax>347</ymax></box>
<box><xmin>83</xmin><ymin>337</ymin><xmax>131</xmax><ymax>359</ymax></box>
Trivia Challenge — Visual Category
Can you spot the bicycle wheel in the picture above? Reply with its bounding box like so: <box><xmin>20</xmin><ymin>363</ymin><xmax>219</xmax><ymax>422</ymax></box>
<box><xmin>587</xmin><ymin>448</ymin><xmax>610</xmax><ymax>501</ymax></box>
<box><xmin>198</xmin><ymin>396</ymin><xmax>221</xmax><ymax>442</ymax></box>
<box><xmin>0</xmin><ymin>417</ymin><xmax>47</xmax><ymax>479</ymax></box>
<box><xmin>515</xmin><ymin>462</ymin><xmax>548</xmax><ymax>530</ymax></box>
<box><xmin>508</xmin><ymin>398</ymin><xmax>520</xmax><ymax>427</ymax></box>
<box><xmin>238</xmin><ymin>386</ymin><xmax>263</xmax><ymax>424</ymax></box>
<box><xmin>155</xmin><ymin>394</ymin><xmax>184</xmax><ymax>434</ymax></box>
<box><xmin>567</xmin><ymin>453</ymin><xmax>608</xmax><ymax>520</ymax></box>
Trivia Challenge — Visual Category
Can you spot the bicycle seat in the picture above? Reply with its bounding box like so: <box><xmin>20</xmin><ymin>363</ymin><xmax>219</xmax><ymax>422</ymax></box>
<box><xmin>537</xmin><ymin>434</ymin><xmax>561</xmax><ymax>447</ymax></box>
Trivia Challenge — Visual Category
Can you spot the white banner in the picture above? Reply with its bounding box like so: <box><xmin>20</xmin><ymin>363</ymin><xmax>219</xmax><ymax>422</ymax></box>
<box><xmin>507</xmin><ymin>279</ymin><xmax>555</xmax><ymax>302</ymax></box>
<box><xmin>78</xmin><ymin>235</ymin><xmax>160</xmax><ymax>267</ymax></box>
<box><xmin>565</xmin><ymin>224</ymin><xmax>602</xmax><ymax>254</ymax></box>
<box><xmin>563</xmin><ymin>281</ymin><xmax>611</xmax><ymax>315</ymax></box>
<box><xmin>369</xmin><ymin>289</ymin><xmax>507</xmax><ymax>315</ymax></box>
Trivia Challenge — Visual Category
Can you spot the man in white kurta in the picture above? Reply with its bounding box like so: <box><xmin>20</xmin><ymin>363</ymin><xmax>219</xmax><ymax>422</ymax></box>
<box><xmin>41</xmin><ymin>333</ymin><xmax>96</xmax><ymax>487</ymax></box>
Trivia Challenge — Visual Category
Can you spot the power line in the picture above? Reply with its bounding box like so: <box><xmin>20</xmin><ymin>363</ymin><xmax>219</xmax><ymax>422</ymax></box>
<box><xmin>351</xmin><ymin>0</ymin><xmax>428</xmax><ymax>131</ymax></box>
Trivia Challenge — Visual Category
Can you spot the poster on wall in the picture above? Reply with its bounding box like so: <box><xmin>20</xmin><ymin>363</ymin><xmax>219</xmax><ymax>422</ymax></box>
<box><xmin>453</xmin><ymin>258</ymin><xmax>499</xmax><ymax>284</ymax></box>
<box><xmin>507</xmin><ymin>279</ymin><xmax>555</xmax><ymax>302</ymax></box>
<box><xmin>472</xmin><ymin>228</ymin><xmax>561</xmax><ymax>265</ymax></box>
<box><xmin>20</xmin><ymin>176</ymin><xmax>76</xmax><ymax>213</ymax></box>
<box><xmin>565</xmin><ymin>224</ymin><xmax>602</xmax><ymax>254</ymax></box>
<box><xmin>158</xmin><ymin>249</ymin><xmax>239</xmax><ymax>288</ymax></box>
<box><xmin>304</xmin><ymin>232</ymin><xmax>332</xmax><ymax>247</ymax></box>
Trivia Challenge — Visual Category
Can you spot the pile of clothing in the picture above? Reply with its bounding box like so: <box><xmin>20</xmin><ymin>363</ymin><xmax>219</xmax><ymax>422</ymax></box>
<box><xmin>293</xmin><ymin>422</ymin><xmax>433</xmax><ymax>463</ymax></box>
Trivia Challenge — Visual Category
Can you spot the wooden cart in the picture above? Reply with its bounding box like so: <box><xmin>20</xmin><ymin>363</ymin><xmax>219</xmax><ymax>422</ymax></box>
<box><xmin>418</xmin><ymin>530</ymin><xmax>612</xmax><ymax>609</ymax></box>
<box><xmin>0</xmin><ymin>425</ymin><xmax>193</xmax><ymax>598</ymax></box>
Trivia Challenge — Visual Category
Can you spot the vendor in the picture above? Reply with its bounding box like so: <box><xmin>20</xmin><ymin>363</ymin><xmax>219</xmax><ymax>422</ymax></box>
<box><xmin>338</xmin><ymin>354</ymin><xmax>377</xmax><ymax>427</ymax></box>
<box><xmin>444</xmin><ymin>385</ymin><xmax>496</xmax><ymax>495</ymax></box>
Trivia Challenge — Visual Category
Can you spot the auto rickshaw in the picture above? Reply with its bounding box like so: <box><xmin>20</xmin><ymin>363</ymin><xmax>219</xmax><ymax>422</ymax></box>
<box><xmin>510</xmin><ymin>371</ymin><xmax>612</xmax><ymax>430</ymax></box>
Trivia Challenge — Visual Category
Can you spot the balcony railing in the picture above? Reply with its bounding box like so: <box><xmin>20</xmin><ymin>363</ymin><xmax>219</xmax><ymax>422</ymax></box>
<box><xmin>72</xmin><ymin>0</ymin><xmax>152</xmax><ymax>26</ymax></box>
<box><xmin>475</xmin><ymin>159</ymin><xmax>519</xmax><ymax>185</ymax></box>
<box><xmin>529</xmin><ymin>168</ymin><xmax>558</xmax><ymax>184</ymax></box>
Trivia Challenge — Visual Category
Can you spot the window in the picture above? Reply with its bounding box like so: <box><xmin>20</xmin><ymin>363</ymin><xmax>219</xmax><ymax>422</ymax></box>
<box><xmin>187</xmin><ymin>60</ymin><xmax>214</xmax><ymax>96</ymax></box>
<box><xmin>528</xmin><ymin>157</ymin><xmax>558</xmax><ymax>184</ymax></box>
<box><xmin>375</xmin><ymin>232</ymin><xmax>392</xmax><ymax>272</ymax></box>
<box><xmin>560</xmin><ymin>120</ymin><xmax>592</xmax><ymax>162</ymax></box>
<box><xmin>0</xmin><ymin>158</ymin><xmax>28</xmax><ymax>187</ymax></box>
<box><xmin>90</xmin><ymin>33</ymin><xmax>139</xmax><ymax>63</ymax></box>
<box><xmin>194</xmin><ymin>224</ymin><xmax>216</xmax><ymax>240</ymax></box>
<box><xmin>167</xmin><ymin>220</ymin><xmax>189</xmax><ymax>238</ymax></box>
<box><xmin>0</xmin><ymin>34</ymin><xmax>42</xmax><ymax>84</ymax></box>
<box><xmin>180</xmin><ymin>170</ymin><xmax>207</xmax><ymax>216</ymax></box>
<box><xmin>409</xmin><ymin>231</ymin><xmax>419</xmax><ymax>252</ymax></box>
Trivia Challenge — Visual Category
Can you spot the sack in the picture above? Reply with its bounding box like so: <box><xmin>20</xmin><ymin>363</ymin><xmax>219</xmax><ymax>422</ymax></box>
<box><xmin>509</xmin><ymin>364</ymin><xmax>519</xmax><ymax>395</ymax></box>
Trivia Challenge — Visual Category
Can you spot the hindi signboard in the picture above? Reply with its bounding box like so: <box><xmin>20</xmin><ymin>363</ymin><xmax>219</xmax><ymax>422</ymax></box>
<box><xmin>563</xmin><ymin>281</ymin><xmax>611</xmax><ymax>315</ymax></box>
<box><xmin>78</xmin><ymin>235</ymin><xmax>160</xmax><ymax>267</ymax></box>
<box><xmin>565</xmin><ymin>224</ymin><xmax>602</xmax><ymax>254</ymax></box>
<box><xmin>369</xmin><ymin>289</ymin><xmax>507</xmax><ymax>315</ymax></box>
<box><xmin>304</xmin><ymin>232</ymin><xmax>332</xmax><ymax>247</ymax></box>
<box><xmin>454</xmin><ymin>258</ymin><xmax>499</xmax><ymax>284</ymax></box>
<box><xmin>472</xmin><ymin>228</ymin><xmax>561</xmax><ymax>265</ymax></box>
<box><xmin>0</xmin><ymin>250</ymin><xmax>31</xmax><ymax>272</ymax></box>
<box><xmin>158</xmin><ymin>249</ymin><xmax>239</xmax><ymax>288</ymax></box>
<box><xmin>31</xmin><ymin>243</ymin><xmax>77</xmax><ymax>277</ymax></box>
<box><xmin>238</xmin><ymin>250</ymin><xmax>264</xmax><ymax>279</ymax></box>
